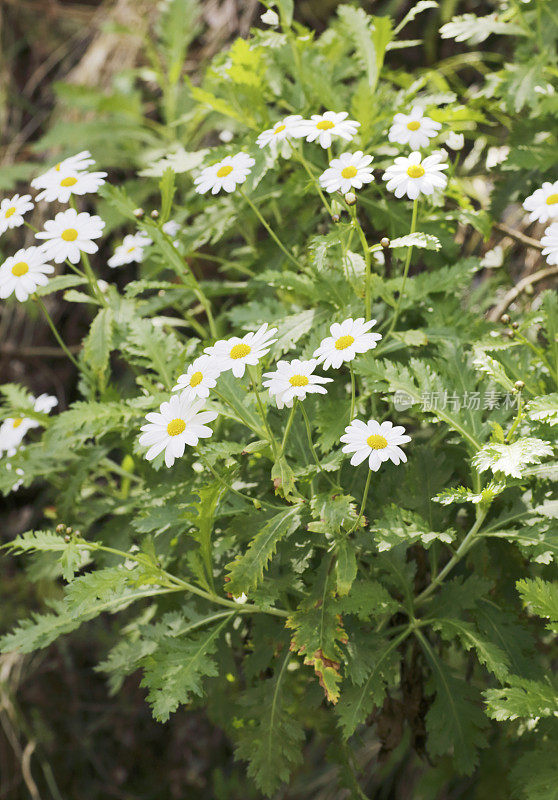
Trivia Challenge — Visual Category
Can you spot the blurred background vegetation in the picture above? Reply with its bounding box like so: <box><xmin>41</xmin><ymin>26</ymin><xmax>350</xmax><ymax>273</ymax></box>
<box><xmin>0</xmin><ymin>0</ymin><xmax>545</xmax><ymax>797</ymax></box>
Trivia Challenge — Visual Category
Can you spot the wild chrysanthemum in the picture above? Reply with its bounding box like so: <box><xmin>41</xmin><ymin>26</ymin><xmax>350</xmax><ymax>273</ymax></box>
<box><xmin>523</xmin><ymin>181</ymin><xmax>558</xmax><ymax>224</ymax></box>
<box><xmin>293</xmin><ymin>112</ymin><xmax>360</xmax><ymax>149</ymax></box>
<box><xmin>382</xmin><ymin>151</ymin><xmax>448</xmax><ymax>200</ymax></box>
<box><xmin>205</xmin><ymin>324</ymin><xmax>278</xmax><ymax>378</ymax></box>
<box><xmin>139</xmin><ymin>394</ymin><xmax>218</xmax><ymax>468</ymax></box>
<box><xmin>108</xmin><ymin>233</ymin><xmax>152</xmax><ymax>268</ymax></box>
<box><xmin>262</xmin><ymin>359</ymin><xmax>332</xmax><ymax>409</ymax></box>
<box><xmin>0</xmin><ymin>247</ymin><xmax>55</xmax><ymax>302</ymax></box>
<box><xmin>340</xmin><ymin>419</ymin><xmax>411</xmax><ymax>471</ymax></box>
<box><xmin>541</xmin><ymin>223</ymin><xmax>558</xmax><ymax>266</ymax></box>
<box><xmin>35</xmin><ymin>208</ymin><xmax>105</xmax><ymax>264</ymax></box>
<box><xmin>34</xmin><ymin>169</ymin><xmax>107</xmax><ymax>204</ymax></box>
<box><xmin>319</xmin><ymin>151</ymin><xmax>374</xmax><ymax>194</ymax></box>
<box><xmin>173</xmin><ymin>356</ymin><xmax>221</xmax><ymax>400</ymax></box>
<box><xmin>0</xmin><ymin>393</ymin><xmax>57</xmax><ymax>457</ymax></box>
<box><xmin>31</xmin><ymin>151</ymin><xmax>96</xmax><ymax>191</ymax></box>
<box><xmin>313</xmin><ymin>318</ymin><xmax>381</xmax><ymax>370</ymax></box>
<box><xmin>0</xmin><ymin>194</ymin><xmax>34</xmax><ymax>235</ymax></box>
<box><xmin>256</xmin><ymin>116</ymin><xmax>303</xmax><ymax>149</ymax></box>
<box><xmin>194</xmin><ymin>153</ymin><xmax>255</xmax><ymax>195</ymax></box>
<box><xmin>388</xmin><ymin>107</ymin><xmax>441</xmax><ymax>150</ymax></box>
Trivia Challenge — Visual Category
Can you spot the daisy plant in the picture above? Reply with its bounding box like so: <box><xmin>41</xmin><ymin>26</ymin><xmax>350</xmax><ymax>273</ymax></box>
<box><xmin>1</xmin><ymin>4</ymin><xmax>557</xmax><ymax>799</ymax></box>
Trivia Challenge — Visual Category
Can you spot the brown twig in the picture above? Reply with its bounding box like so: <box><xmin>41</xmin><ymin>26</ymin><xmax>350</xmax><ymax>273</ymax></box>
<box><xmin>488</xmin><ymin>265</ymin><xmax>558</xmax><ymax>321</ymax></box>
<box><xmin>493</xmin><ymin>222</ymin><xmax>544</xmax><ymax>251</ymax></box>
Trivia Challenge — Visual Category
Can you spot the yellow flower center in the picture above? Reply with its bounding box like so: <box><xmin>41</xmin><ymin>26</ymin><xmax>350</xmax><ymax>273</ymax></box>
<box><xmin>189</xmin><ymin>371</ymin><xmax>203</xmax><ymax>387</ymax></box>
<box><xmin>230</xmin><ymin>343</ymin><xmax>251</xmax><ymax>359</ymax></box>
<box><xmin>545</xmin><ymin>193</ymin><xmax>558</xmax><ymax>205</ymax></box>
<box><xmin>167</xmin><ymin>418</ymin><xmax>186</xmax><ymax>437</ymax></box>
<box><xmin>274</xmin><ymin>124</ymin><xmax>286</xmax><ymax>134</ymax></box>
<box><xmin>407</xmin><ymin>120</ymin><xmax>421</xmax><ymax>131</ymax></box>
<box><xmin>316</xmin><ymin>120</ymin><xmax>335</xmax><ymax>130</ymax></box>
<box><xmin>11</xmin><ymin>261</ymin><xmax>29</xmax><ymax>277</ymax></box>
<box><xmin>335</xmin><ymin>334</ymin><xmax>355</xmax><ymax>350</ymax></box>
<box><xmin>13</xmin><ymin>418</ymin><xmax>23</xmax><ymax>429</ymax></box>
<box><xmin>54</xmin><ymin>162</ymin><xmax>62</xmax><ymax>171</ymax></box>
<box><xmin>60</xmin><ymin>176</ymin><xmax>77</xmax><ymax>187</ymax></box>
<box><xmin>341</xmin><ymin>165</ymin><xmax>358</xmax><ymax>179</ymax></box>
<box><xmin>367</xmin><ymin>434</ymin><xmax>388</xmax><ymax>450</ymax></box>
<box><xmin>407</xmin><ymin>164</ymin><xmax>425</xmax><ymax>179</ymax></box>
<box><xmin>61</xmin><ymin>228</ymin><xmax>78</xmax><ymax>241</ymax></box>
<box><xmin>216</xmin><ymin>165</ymin><xmax>233</xmax><ymax>178</ymax></box>
<box><xmin>5</xmin><ymin>206</ymin><xmax>16</xmax><ymax>218</ymax></box>
<box><xmin>126</xmin><ymin>246</ymin><xmax>136</xmax><ymax>253</ymax></box>
<box><xmin>289</xmin><ymin>374</ymin><xmax>309</xmax><ymax>387</ymax></box>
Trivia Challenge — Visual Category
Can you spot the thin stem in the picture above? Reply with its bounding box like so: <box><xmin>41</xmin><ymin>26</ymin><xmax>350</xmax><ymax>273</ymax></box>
<box><xmin>299</xmin><ymin>401</ymin><xmax>339</xmax><ymax>490</ymax></box>
<box><xmin>249</xmin><ymin>367</ymin><xmax>279</xmax><ymax>457</ymax></box>
<box><xmin>292</xmin><ymin>147</ymin><xmax>333</xmax><ymax>216</ymax></box>
<box><xmin>34</xmin><ymin>296</ymin><xmax>80</xmax><ymax>369</ymax></box>
<box><xmin>415</xmin><ymin>507</ymin><xmax>488</xmax><ymax>606</ymax></box>
<box><xmin>349</xmin><ymin>362</ymin><xmax>356</xmax><ymax>420</ymax></box>
<box><xmin>385</xmin><ymin>198</ymin><xmax>419</xmax><ymax>338</ymax></box>
<box><xmin>212</xmin><ymin>387</ymin><xmax>265</xmax><ymax>438</ymax></box>
<box><xmin>349</xmin><ymin>469</ymin><xmax>372</xmax><ymax>534</ymax></box>
<box><xmin>281</xmin><ymin>403</ymin><xmax>297</xmax><ymax>452</ymax></box>
<box><xmin>349</xmin><ymin>205</ymin><xmax>372</xmax><ymax>320</ymax></box>
<box><xmin>200</xmin><ymin>455</ymin><xmax>284</xmax><ymax>510</ymax></box>
<box><xmin>239</xmin><ymin>188</ymin><xmax>301</xmax><ymax>268</ymax></box>
<box><xmin>506</xmin><ymin>391</ymin><xmax>523</xmax><ymax>442</ymax></box>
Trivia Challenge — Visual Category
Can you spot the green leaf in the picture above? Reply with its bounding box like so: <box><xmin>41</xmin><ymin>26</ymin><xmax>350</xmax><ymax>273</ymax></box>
<box><xmin>372</xmin><ymin>505</ymin><xmax>455</xmax><ymax>552</ymax></box>
<box><xmin>473</xmin><ymin>348</ymin><xmax>515</xmax><ymax>392</ymax></box>
<box><xmin>82</xmin><ymin>307</ymin><xmax>114</xmax><ymax>386</ymax></box>
<box><xmin>485</xmin><ymin>676</ymin><xmax>558</xmax><ymax>722</ymax></box>
<box><xmin>141</xmin><ymin>616</ymin><xmax>231</xmax><ymax>722</ymax></box>
<box><xmin>430</xmin><ymin>617</ymin><xmax>511</xmax><ymax>681</ymax></box>
<box><xmin>526</xmin><ymin>394</ymin><xmax>558</xmax><ymax>427</ymax></box>
<box><xmin>335</xmin><ymin>539</ymin><xmax>357</xmax><ymax>596</ymax></box>
<box><xmin>35</xmin><ymin>275</ymin><xmax>87</xmax><ymax>297</ymax></box>
<box><xmin>440</xmin><ymin>13</ymin><xmax>527</xmax><ymax>44</ymax></box>
<box><xmin>159</xmin><ymin>166</ymin><xmax>176</xmax><ymax>223</ymax></box>
<box><xmin>337</xmin><ymin>6</ymin><xmax>392</xmax><ymax>90</ymax></box>
<box><xmin>473</xmin><ymin>438</ymin><xmax>553</xmax><ymax>478</ymax></box>
<box><xmin>226</xmin><ymin>506</ymin><xmax>301</xmax><ymax>596</ymax></box>
<box><xmin>509</xmin><ymin>740</ymin><xmax>558</xmax><ymax>800</ymax></box>
<box><xmin>235</xmin><ymin>654</ymin><xmax>305</xmax><ymax>797</ymax></box>
<box><xmin>418</xmin><ymin>631</ymin><xmax>489</xmax><ymax>774</ymax></box>
<box><xmin>517</xmin><ymin>577</ymin><xmax>558</xmax><ymax>632</ymax></box>
<box><xmin>271</xmin><ymin>456</ymin><xmax>295</xmax><ymax>498</ymax></box>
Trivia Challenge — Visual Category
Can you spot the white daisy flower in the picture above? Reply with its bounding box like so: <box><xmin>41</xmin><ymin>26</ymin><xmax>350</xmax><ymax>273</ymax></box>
<box><xmin>33</xmin><ymin>393</ymin><xmax>58</xmax><ymax>414</ymax></box>
<box><xmin>262</xmin><ymin>358</ymin><xmax>333</xmax><ymax>409</ymax></box>
<box><xmin>388</xmin><ymin>106</ymin><xmax>442</xmax><ymax>150</ymax></box>
<box><xmin>541</xmin><ymin>222</ymin><xmax>558</xmax><ymax>265</ymax></box>
<box><xmin>340</xmin><ymin>419</ymin><xmax>411</xmax><ymax>471</ymax></box>
<box><xmin>31</xmin><ymin>151</ymin><xmax>96</xmax><ymax>190</ymax></box>
<box><xmin>292</xmin><ymin>112</ymin><xmax>360</xmax><ymax>149</ymax></box>
<box><xmin>0</xmin><ymin>194</ymin><xmax>34</xmax><ymax>235</ymax></box>
<box><xmin>205</xmin><ymin>323</ymin><xmax>278</xmax><ymax>379</ymax></box>
<box><xmin>313</xmin><ymin>318</ymin><xmax>382</xmax><ymax>370</ymax></box>
<box><xmin>172</xmin><ymin>356</ymin><xmax>221</xmax><ymax>400</ymax></box>
<box><xmin>139</xmin><ymin>394</ymin><xmax>218</xmax><ymax>468</ymax></box>
<box><xmin>108</xmin><ymin>233</ymin><xmax>151</xmax><ymax>268</ymax></box>
<box><xmin>0</xmin><ymin>247</ymin><xmax>55</xmax><ymax>302</ymax></box>
<box><xmin>383</xmin><ymin>150</ymin><xmax>448</xmax><ymax>200</ymax></box>
<box><xmin>256</xmin><ymin>116</ymin><xmax>303</xmax><ymax>149</ymax></box>
<box><xmin>194</xmin><ymin>153</ymin><xmax>255</xmax><ymax>195</ymax></box>
<box><xmin>34</xmin><ymin>168</ymin><xmax>107</xmax><ymax>204</ymax></box>
<box><xmin>319</xmin><ymin>151</ymin><xmax>374</xmax><ymax>194</ymax></box>
<box><xmin>0</xmin><ymin>392</ymin><xmax>57</xmax><ymax>458</ymax></box>
<box><xmin>523</xmin><ymin>181</ymin><xmax>558</xmax><ymax>224</ymax></box>
<box><xmin>35</xmin><ymin>208</ymin><xmax>105</xmax><ymax>264</ymax></box>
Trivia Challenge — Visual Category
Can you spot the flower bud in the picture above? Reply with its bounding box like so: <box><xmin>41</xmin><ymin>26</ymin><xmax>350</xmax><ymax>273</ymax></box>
<box><xmin>380</xmin><ymin>237</ymin><xmax>390</xmax><ymax>249</ymax></box>
<box><xmin>133</xmin><ymin>208</ymin><xmax>145</xmax><ymax>219</ymax></box>
<box><xmin>445</xmin><ymin>132</ymin><xmax>465</xmax><ymax>151</ymax></box>
<box><xmin>500</xmin><ymin>314</ymin><xmax>510</xmax><ymax>324</ymax></box>
<box><xmin>150</xmin><ymin>209</ymin><xmax>159</xmax><ymax>220</ymax></box>
<box><xmin>514</xmin><ymin>380</ymin><xmax>525</xmax><ymax>391</ymax></box>
<box><xmin>332</xmin><ymin>213</ymin><xmax>341</xmax><ymax>223</ymax></box>
<box><xmin>344</xmin><ymin>192</ymin><xmax>357</xmax><ymax>206</ymax></box>
<box><xmin>56</xmin><ymin>523</ymin><xmax>65</xmax><ymax>534</ymax></box>
<box><xmin>511</xmin><ymin>321</ymin><xmax>519</xmax><ymax>329</ymax></box>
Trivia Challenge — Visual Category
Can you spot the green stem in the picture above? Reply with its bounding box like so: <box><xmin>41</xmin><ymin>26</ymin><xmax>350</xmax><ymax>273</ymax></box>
<box><xmin>299</xmin><ymin>401</ymin><xmax>339</xmax><ymax>490</ymax></box>
<box><xmin>349</xmin><ymin>205</ymin><xmax>372</xmax><ymax>320</ymax></box>
<box><xmin>80</xmin><ymin>250</ymin><xmax>106</xmax><ymax>305</ymax></box>
<box><xmin>349</xmin><ymin>469</ymin><xmax>372</xmax><ymax>534</ymax></box>
<box><xmin>200</xmin><ymin>455</ymin><xmax>284</xmax><ymax>510</ymax></box>
<box><xmin>385</xmin><ymin>198</ymin><xmax>419</xmax><ymax>337</ymax></box>
<box><xmin>349</xmin><ymin>362</ymin><xmax>356</xmax><ymax>420</ymax></box>
<box><xmin>249</xmin><ymin>367</ymin><xmax>279</xmax><ymax>457</ymax></box>
<box><xmin>506</xmin><ymin>391</ymin><xmax>523</xmax><ymax>442</ymax></box>
<box><xmin>292</xmin><ymin>147</ymin><xmax>333</xmax><ymax>216</ymax></box>
<box><xmin>239</xmin><ymin>188</ymin><xmax>301</xmax><ymax>268</ymax></box>
<box><xmin>281</xmin><ymin>402</ymin><xmax>297</xmax><ymax>452</ymax></box>
<box><xmin>34</xmin><ymin>296</ymin><xmax>80</xmax><ymax>369</ymax></box>
<box><xmin>415</xmin><ymin>507</ymin><xmax>488</xmax><ymax>606</ymax></box>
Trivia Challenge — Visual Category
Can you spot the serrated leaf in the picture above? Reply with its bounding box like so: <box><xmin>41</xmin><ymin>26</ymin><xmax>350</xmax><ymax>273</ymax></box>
<box><xmin>82</xmin><ymin>307</ymin><xmax>113</xmax><ymax>385</ymax></box>
<box><xmin>517</xmin><ymin>577</ymin><xmax>558</xmax><ymax>632</ymax></box>
<box><xmin>226</xmin><ymin>506</ymin><xmax>301</xmax><ymax>595</ymax></box>
<box><xmin>485</xmin><ymin>676</ymin><xmax>558</xmax><ymax>721</ymax></box>
<box><xmin>473</xmin><ymin>438</ymin><xmax>553</xmax><ymax>478</ymax></box>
